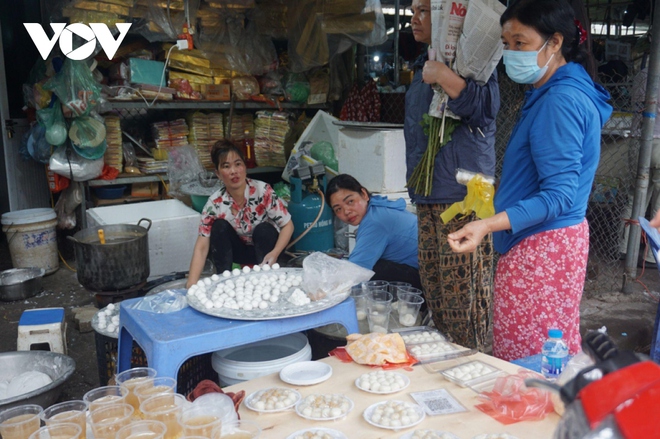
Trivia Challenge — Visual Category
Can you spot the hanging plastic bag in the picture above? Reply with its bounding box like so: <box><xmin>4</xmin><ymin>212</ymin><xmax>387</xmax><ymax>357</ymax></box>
<box><xmin>302</xmin><ymin>252</ymin><xmax>374</xmax><ymax>301</ymax></box>
<box><xmin>43</xmin><ymin>59</ymin><xmax>101</xmax><ymax>117</ymax></box>
<box><xmin>49</xmin><ymin>144</ymin><xmax>104</xmax><ymax>182</ymax></box>
<box><xmin>69</xmin><ymin>115</ymin><xmax>106</xmax><ymax>148</ymax></box>
<box><xmin>26</xmin><ymin>123</ymin><xmax>52</xmax><ymax>164</ymax></box>
<box><xmin>37</xmin><ymin>104</ymin><xmax>67</xmax><ymax>146</ymax></box>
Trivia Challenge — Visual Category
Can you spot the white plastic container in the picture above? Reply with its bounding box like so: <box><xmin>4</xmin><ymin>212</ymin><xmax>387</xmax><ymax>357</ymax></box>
<box><xmin>1</xmin><ymin>208</ymin><xmax>59</xmax><ymax>274</ymax></box>
<box><xmin>212</xmin><ymin>333</ymin><xmax>312</xmax><ymax>386</ymax></box>
<box><xmin>337</xmin><ymin>128</ymin><xmax>407</xmax><ymax>194</ymax></box>
<box><xmin>86</xmin><ymin>199</ymin><xmax>200</xmax><ymax>277</ymax></box>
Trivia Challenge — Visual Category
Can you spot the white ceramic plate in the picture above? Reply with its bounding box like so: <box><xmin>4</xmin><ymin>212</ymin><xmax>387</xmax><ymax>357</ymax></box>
<box><xmin>400</xmin><ymin>430</ymin><xmax>460</xmax><ymax>439</ymax></box>
<box><xmin>355</xmin><ymin>372</ymin><xmax>410</xmax><ymax>394</ymax></box>
<box><xmin>244</xmin><ymin>387</ymin><xmax>301</xmax><ymax>413</ymax></box>
<box><xmin>363</xmin><ymin>400</ymin><xmax>426</xmax><ymax>430</ymax></box>
<box><xmin>295</xmin><ymin>394</ymin><xmax>353</xmax><ymax>421</ymax></box>
<box><xmin>280</xmin><ymin>361</ymin><xmax>333</xmax><ymax>386</ymax></box>
<box><xmin>286</xmin><ymin>428</ymin><xmax>348</xmax><ymax>439</ymax></box>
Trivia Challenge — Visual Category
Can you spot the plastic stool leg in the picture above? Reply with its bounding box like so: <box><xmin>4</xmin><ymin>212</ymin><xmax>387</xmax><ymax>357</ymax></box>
<box><xmin>117</xmin><ymin>326</ymin><xmax>135</xmax><ymax>375</ymax></box>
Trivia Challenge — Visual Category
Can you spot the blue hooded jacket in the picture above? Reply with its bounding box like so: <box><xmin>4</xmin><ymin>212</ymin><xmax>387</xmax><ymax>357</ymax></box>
<box><xmin>349</xmin><ymin>195</ymin><xmax>419</xmax><ymax>270</ymax></box>
<box><xmin>404</xmin><ymin>54</ymin><xmax>499</xmax><ymax>204</ymax></box>
<box><xmin>493</xmin><ymin>62</ymin><xmax>613</xmax><ymax>254</ymax></box>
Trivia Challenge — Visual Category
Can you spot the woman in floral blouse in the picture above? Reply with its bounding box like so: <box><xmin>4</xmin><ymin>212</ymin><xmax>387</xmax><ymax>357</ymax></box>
<box><xmin>186</xmin><ymin>140</ymin><xmax>294</xmax><ymax>288</ymax></box>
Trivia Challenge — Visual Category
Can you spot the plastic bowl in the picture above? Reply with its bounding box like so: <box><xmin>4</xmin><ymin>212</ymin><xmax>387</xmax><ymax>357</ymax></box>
<box><xmin>0</xmin><ymin>351</ymin><xmax>76</xmax><ymax>410</ymax></box>
<box><xmin>93</xmin><ymin>185</ymin><xmax>127</xmax><ymax>200</ymax></box>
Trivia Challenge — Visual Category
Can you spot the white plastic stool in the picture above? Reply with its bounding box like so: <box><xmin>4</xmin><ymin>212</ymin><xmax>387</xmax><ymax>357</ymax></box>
<box><xmin>17</xmin><ymin>307</ymin><xmax>67</xmax><ymax>354</ymax></box>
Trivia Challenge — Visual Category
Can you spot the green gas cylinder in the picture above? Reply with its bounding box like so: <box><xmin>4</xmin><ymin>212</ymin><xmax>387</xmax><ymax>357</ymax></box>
<box><xmin>288</xmin><ymin>175</ymin><xmax>335</xmax><ymax>252</ymax></box>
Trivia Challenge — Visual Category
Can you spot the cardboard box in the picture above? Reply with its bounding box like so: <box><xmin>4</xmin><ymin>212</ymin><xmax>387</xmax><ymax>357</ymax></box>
<box><xmin>131</xmin><ymin>182</ymin><xmax>159</xmax><ymax>197</ymax></box>
<box><xmin>337</xmin><ymin>128</ymin><xmax>407</xmax><ymax>194</ymax></box>
<box><xmin>201</xmin><ymin>84</ymin><xmax>231</xmax><ymax>101</ymax></box>
<box><xmin>86</xmin><ymin>200</ymin><xmax>200</xmax><ymax>277</ymax></box>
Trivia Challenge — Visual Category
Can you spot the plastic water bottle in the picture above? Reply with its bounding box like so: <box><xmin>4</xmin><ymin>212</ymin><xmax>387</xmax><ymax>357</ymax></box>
<box><xmin>541</xmin><ymin>328</ymin><xmax>569</xmax><ymax>380</ymax></box>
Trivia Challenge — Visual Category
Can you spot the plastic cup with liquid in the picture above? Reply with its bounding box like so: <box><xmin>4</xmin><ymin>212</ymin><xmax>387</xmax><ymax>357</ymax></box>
<box><xmin>134</xmin><ymin>377</ymin><xmax>177</xmax><ymax>407</ymax></box>
<box><xmin>178</xmin><ymin>405</ymin><xmax>226</xmax><ymax>439</ymax></box>
<box><xmin>115</xmin><ymin>367</ymin><xmax>158</xmax><ymax>416</ymax></box>
<box><xmin>140</xmin><ymin>393</ymin><xmax>187</xmax><ymax>439</ymax></box>
<box><xmin>350</xmin><ymin>285</ymin><xmax>368</xmax><ymax>321</ymax></box>
<box><xmin>29</xmin><ymin>423</ymin><xmax>82</xmax><ymax>439</ymax></box>
<box><xmin>83</xmin><ymin>386</ymin><xmax>128</xmax><ymax>413</ymax></box>
<box><xmin>89</xmin><ymin>403</ymin><xmax>134</xmax><ymax>439</ymax></box>
<box><xmin>41</xmin><ymin>401</ymin><xmax>88</xmax><ymax>439</ymax></box>
<box><xmin>116</xmin><ymin>420</ymin><xmax>167</xmax><ymax>439</ymax></box>
<box><xmin>212</xmin><ymin>420</ymin><xmax>261</xmax><ymax>439</ymax></box>
<box><xmin>397</xmin><ymin>292</ymin><xmax>425</xmax><ymax>327</ymax></box>
<box><xmin>0</xmin><ymin>405</ymin><xmax>44</xmax><ymax>439</ymax></box>
<box><xmin>366</xmin><ymin>290</ymin><xmax>393</xmax><ymax>333</ymax></box>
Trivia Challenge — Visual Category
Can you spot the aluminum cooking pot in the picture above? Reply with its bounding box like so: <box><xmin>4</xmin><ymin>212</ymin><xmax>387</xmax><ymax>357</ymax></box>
<box><xmin>68</xmin><ymin>219</ymin><xmax>151</xmax><ymax>291</ymax></box>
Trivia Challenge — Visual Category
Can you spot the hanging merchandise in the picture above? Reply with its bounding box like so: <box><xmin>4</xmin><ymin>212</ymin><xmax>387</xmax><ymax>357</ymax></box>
<box><xmin>43</xmin><ymin>59</ymin><xmax>101</xmax><ymax>117</ymax></box>
<box><xmin>37</xmin><ymin>103</ymin><xmax>67</xmax><ymax>146</ymax></box>
<box><xmin>253</xmin><ymin>111</ymin><xmax>291</xmax><ymax>168</ymax></box>
<box><xmin>49</xmin><ymin>144</ymin><xmax>104</xmax><ymax>182</ymax></box>
<box><xmin>339</xmin><ymin>81</ymin><xmax>381</xmax><ymax>122</ymax></box>
<box><xmin>69</xmin><ymin>116</ymin><xmax>107</xmax><ymax>148</ymax></box>
<box><xmin>25</xmin><ymin>123</ymin><xmax>53</xmax><ymax>164</ymax></box>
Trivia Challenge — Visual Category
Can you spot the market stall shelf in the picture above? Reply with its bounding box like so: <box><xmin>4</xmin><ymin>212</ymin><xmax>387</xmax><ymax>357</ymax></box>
<box><xmin>117</xmin><ymin>296</ymin><xmax>359</xmax><ymax>380</ymax></box>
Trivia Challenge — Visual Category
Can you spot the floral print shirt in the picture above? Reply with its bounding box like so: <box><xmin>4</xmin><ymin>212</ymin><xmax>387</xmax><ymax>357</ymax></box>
<box><xmin>198</xmin><ymin>179</ymin><xmax>291</xmax><ymax>245</ymax></box>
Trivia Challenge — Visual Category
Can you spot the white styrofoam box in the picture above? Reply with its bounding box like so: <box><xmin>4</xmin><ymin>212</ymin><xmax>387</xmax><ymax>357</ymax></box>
<box><xmin>337</xmin><ymin>128</ymin><xmax>407</xmax><ymax>194</ymax></box>
<box><xmin>282</xmin><ymin>110</ymin><xmax>339</xmax><ymax>182</ymax></box>
<box><xmin>86</xmin><ymin>199</ymin><xmax>200</xmax><ymax>277</ymax></box>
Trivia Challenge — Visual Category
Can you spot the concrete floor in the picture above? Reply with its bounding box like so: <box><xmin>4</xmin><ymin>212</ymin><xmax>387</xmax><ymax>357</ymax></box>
<box><xmin>0</xmin><ymin>236</ymin><xmax>658</xmax><ymax>403</ymax></box>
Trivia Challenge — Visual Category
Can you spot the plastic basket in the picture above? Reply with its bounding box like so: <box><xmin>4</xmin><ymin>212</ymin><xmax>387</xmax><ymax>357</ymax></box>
<box><xmin>94</xmin><ymin>332</ymin><xmax>217</xmax><ymax>396</ymax></box>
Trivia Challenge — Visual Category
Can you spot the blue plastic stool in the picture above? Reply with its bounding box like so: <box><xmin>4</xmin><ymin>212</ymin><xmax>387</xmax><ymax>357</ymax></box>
<box><xmin>638</xmin><ymin>217</ymin><xmax>660</xmax><ymax>363</ymax></box>
<box><xmin>17</xmin><ymin>307</ymin><xmax>67</xmax><ymax>354</ymax></box>
<box><xmin>117</xmin><ymin>296</ymin><xmax>360</xmax><ymax>379</ymax></box>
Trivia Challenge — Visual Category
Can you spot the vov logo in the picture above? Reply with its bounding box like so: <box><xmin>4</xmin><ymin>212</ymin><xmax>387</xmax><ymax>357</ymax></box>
<box><xmin>24</xmin><ymin>23</ymin><xmax>132</xmax><ymax>61</ymax></box>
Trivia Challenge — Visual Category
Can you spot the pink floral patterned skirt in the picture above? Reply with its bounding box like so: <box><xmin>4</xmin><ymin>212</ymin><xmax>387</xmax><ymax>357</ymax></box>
<box><xmin>492</xmin><ymin>220</ymin><xmax>589</xmax><ymax>361</ymax></box>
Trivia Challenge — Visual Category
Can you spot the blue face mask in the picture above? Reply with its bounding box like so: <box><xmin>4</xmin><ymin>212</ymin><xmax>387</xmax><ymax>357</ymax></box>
<box><xmin>503</xmin><ymin>40</ymin><xmax>554</xmax><ymax>84</ymax></box>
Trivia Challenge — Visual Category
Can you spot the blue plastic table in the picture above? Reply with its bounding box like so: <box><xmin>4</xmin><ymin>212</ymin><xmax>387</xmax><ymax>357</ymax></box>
<box><xmin>117</xmin><ymin>296</ymin><xmax>359</xmax><ymax>379</ymax></box>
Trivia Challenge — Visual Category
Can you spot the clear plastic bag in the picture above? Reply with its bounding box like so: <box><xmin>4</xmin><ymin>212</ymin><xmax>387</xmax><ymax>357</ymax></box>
<box><xmin>128</xmin><ymin>290</ymin><xmax>189</xmax><ymax>313</ymax></box>
<box><xmin>302</xmin><ymin>252</ymin><xmax>374</xmax><ymax>301</ymax></box>
<box><xmin>475</xmin><ymin>370</ymin><xmax>555</xmax><ymax>425</ymax></box>
<box><xmin>167</xmin><ymin>145</ymin><xmax>205</xmax><ymax>198</ymax></box>
<box><xmin>231</xmin><ymin>76</ymin><xmax>260</xmax><ymax>101</ymax></box>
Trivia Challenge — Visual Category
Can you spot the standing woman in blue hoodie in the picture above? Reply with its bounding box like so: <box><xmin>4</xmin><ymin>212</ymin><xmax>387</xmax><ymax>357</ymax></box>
<box><xmin>326</xmin><ymin>174</ymin><xmax>421</xmax><ymax>289</ymax></box>
<box><xmin>448</xmin><ymin>0</ymin><xmax>612</xmax><ymax>361</ymax></box>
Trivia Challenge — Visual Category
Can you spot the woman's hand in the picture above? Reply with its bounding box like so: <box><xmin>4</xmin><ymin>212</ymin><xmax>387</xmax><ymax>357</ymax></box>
<box><xmin>422</xmin><ymin>60</ymin><xmax>467</xmax><ymax>99</ymax></box>
<box><xmin>261</xmin><ymin>250</ymin><xmax>279</xmax><ymax>267</ymax></box>
<box><xmin>447</xmin><ymin>220</ymin><xmax>490</xmax><ymax>253</ymax></box>
<box><xmin>650</xmin><ymin>209</ymin><xmax>660</xmax><ymax>230</ymax></box>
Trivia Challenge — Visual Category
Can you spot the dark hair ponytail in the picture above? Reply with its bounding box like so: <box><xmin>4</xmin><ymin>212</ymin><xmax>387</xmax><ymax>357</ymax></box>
<box><xmin>500</xmin><ymin>0</ymin><xmax>596</xmax><ymax>79</ymax></box>
<box><xmin>325</xmin><ymin>174</ymin><xmax>371</xmax><ymax>206</ymax></box>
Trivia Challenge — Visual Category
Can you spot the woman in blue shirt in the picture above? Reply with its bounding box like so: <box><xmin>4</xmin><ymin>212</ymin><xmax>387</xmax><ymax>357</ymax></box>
<box><xmin>448</xmin><ymin>0</ymin><xmax>612</xmax><ymax>361</ymax></box>
<box><xmin>326</xmin><ymin>174</ymin><xmax>421</xmax><ymax>289</ymax></box>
